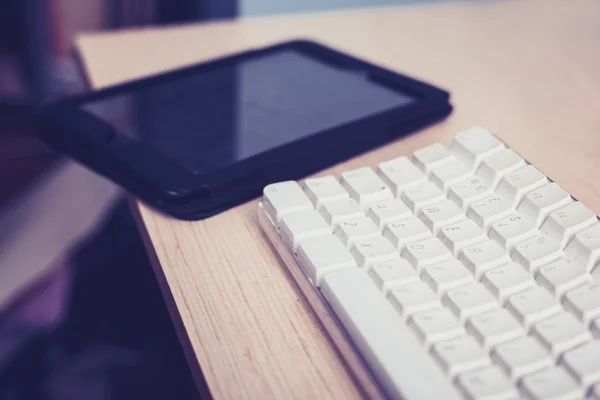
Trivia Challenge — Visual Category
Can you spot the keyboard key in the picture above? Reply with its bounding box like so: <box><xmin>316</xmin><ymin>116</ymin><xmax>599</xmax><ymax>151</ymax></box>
<box><xmin>333</xmin><ymin>217</ymin><xmax>380</xmax><ymax>248</ymax></box>
<box><xmin>387</xmin><ymin>282</ymin><xmax>441</xmax><ymax>317</ymax></box>
<box><xmin>505</xmin><ymin>287</ymin><xmax>562</xmax><ymax>330</ymax></box>
<box><xmin>402</xmin><ymin>237</ymin><xmax>453</xmax><ymax>271</ymax></box>
<box><xmin>297</xmin><ymin>234</ymin><xmax>357</xmax><ymax>286</ymax></box>
<box><xmin>443</xmin><ymin>283</ymin><xmax>498</xmax><ymax>322</ymax></box>
<box><xmin>263</xmin><ymin>181</ymin><xmax>314</xmax><ymax>224</ymax></box>
<box><xmin>368</xmin><ymin>259</ymin><xmax>420</xmax><ymax>293</ymax></box>
<box><xmin>340</xmin><ymin>167</ymin><xmax>394</xmax><ymax>207</ymax></box>
<box><xmin>400</xmin><ymin>181</ymin><xmax>446</xmax><ymax>213</ymax></box>
<box><xmin>516</xmin><ymin>183</ymin><xmax>572</xmax><ymax>227</ymax></box>
<box><xmin>456</xmin><ymin>366</ymin><xmax>518</xmax><ymax>400</ymax></box>
<box><xmin>488</xmin><ymin>213</ymin><xmax>537</xmax><ymax>250</ymax></box>
<box><xmin>366</xmin><ymin>199</ymin><xmax>412</xmax><ymax>229</ymax></box>
<box><xmin>382</xmin><ymin>216</ymin><xmax>432</xmax><ymax>251</ymax></box>
<box><xmin>280</xmin><ymin>209</ymin><xmax>331</xmax><ymax>250</ymax></box>
<box><xmin>495</xmin><ymin>165</ymin><xmax>549</xmax><ymax>207</ymax></box>
<box><xmin>319</xmin><ymin>199</ymin><xmax>363</xmax><ymax>228</ymax></box>
<box><xmin>532</xmin><ymin>313</ymin><xmax>591</xmax><ymax>357</ymax></box>
<box><xmin>540</xmin><ymin>201</ymin><xmax>598</xmax><ymax>248</ymax></box>
<box><xmin>560</xmin><ymin>341</ymin><xmax>600</xmax><ymax>389</ymax></box>
<box><xmin>475</xmin><ymin>148</ymin><xmax>526</xmax><ymax>189</ymax></box>
<box><xmin>421</xmin><ymin>259</ymin><xmax>474</xmax><ymax>294</ymax></box>
<box><xmin>481</xmin><ymin>263</ymin><xmax>536</xmax><ymax>303</ymax></box>
<box><xmin>320</xmin><ymin>268</ymin><xmax>463</xmax><ymax>400</ymax></box>
<box><xmin>448</xmin><ymin>177</ymin><xmax>492</xmax><ymax>211</ymax></box>
<box><xmin>439</xmin><ymin>219</ymin><xmax>488</xmax><ymax>256</ymax></box>
<box><xmin>491</xmin><ymin>336</ymin><xmax>553</xmax><ymax>381</ymax></box>
<box><xmin>510</xmin><ymin>234</ymin><xmax>562</xmax><ymax>272</ymax></box>
<box><xmin>520</xmin><ymin>367</ymin><xmax>583</xmax><ymax>400</ymax></box>
<box><xmin>536</xmin><ymin>258</ymin><xmax>592</xmax><ymax>298</ymax></box>
<box><xmin>467</xmin><ymin>194</ymin><xmax>514</xmax><ymax>231</ymax></box>
<box><xmin>408</xmin><ymin>308</ymin><xmax>465</xmax><ymax>347</ymax></box>
<box><xmin>377</xmin><ymin>156</ymin><xmax>427</xmax><ymax>196</ymax></box>
<box><xmin>431</xmin><ymin>335</ymin><xmax>491</xmax><ymax>377</ymax></box>
<box><xmin>350</xmin><ymin>236</ymin><xmax>400</xmax><ymax>268</ymax></box>
<box><xmin>466</xmin><ymin>308</ymin><xmax>525</xmax><ymax>350</ymax></box>
<box><xmin>564</xmin><ymin>222</ymin><xmax>600</xmax><ymax>271</ymax></box>
<box><xmin>458</xmin><ymin>240</ymin><xmax>512</xmax><ymax>280</ymax></box>
<box><xmin>303</xmin><ymin>176</ymin><xmax>349</xmax><ymax>209</ymax></box>
<box><xmin>418</xmin><ymin>199</ymin><xmax>466</xmax><ymax>234</ymax></box>
<box><xmin>430</xmin><ymin>159</ymin><xmax>471</xmax><ymax>193</ymax></box>
<box><xmin>562</xmin><ymin>282</ymin><xmax>600</xmax><ymax>324</ymax></box>
<box><xmin>413</xmin><ymin>143</ymin><xmax>454</xmax><ymax>175</ymax></box>
<box><xmin>450</xmin><ymin>126</ymin><xmax>505</xmax><ymax>170</ymax></box>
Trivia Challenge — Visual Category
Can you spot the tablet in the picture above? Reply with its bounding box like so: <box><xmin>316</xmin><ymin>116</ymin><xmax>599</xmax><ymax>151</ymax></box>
<box><xmin>37</xmin><ymin>40</ymin><xmax>452</xmax><ymax>220</ymax></box>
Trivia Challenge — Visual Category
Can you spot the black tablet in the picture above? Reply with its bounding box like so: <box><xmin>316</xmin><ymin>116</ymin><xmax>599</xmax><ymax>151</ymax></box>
<box><xmin>37</xmin><ymin>40</ymin><xmax>452</xmax><ymax>220</ymax></box>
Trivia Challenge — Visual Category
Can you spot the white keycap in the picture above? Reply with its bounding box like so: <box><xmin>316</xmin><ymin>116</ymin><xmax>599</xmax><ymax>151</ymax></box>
<box><xmin>443</xmin><ymin>283</ymin><xmax>498</xmax><ymax>322</ymax></box>
<box><xmin>591</xmin><ymin>383</ymin><xmax>600</xmax><ymax>400</ymax></box>
<box><xmin>421</xmin><ymin>259</ymin><xmax>474</xmax><ymax>294</ymax></box>
<box><xmin>413</xmin><ymin>143</ymin><xmax>455</xmax><ymax>175</ymax></box>
<box><xmin>383</xmin><ymin>217</ymin><xmax>432</xmax><ymax>251</ymax></box>
<box><xmin>333</xmin><ymin>217</ymin><xmax>380</xmax><ymax>248</ymax></box>
<box><xmin>280</xmin><ymin>209</ymin><xmax>331</xmax><ymax>250</ymax></box>
<box><xmin>488</xmin><ymin>213</ymin><xmax>537</xmax><ymax>250</ymax></box>
<box><xmin>475</xmin><ymin>148</ymin><xmax>526</xmax><ymax>189</ymax></box>
<box><xmin>451</xmin><ymin>127</ymin><xmax>505</xmax><ymax>169</ymax></box>
<box><xmin>516</xmin><ymin>183</ymin><xmax>572</xmax><ymax>227</ymax></box>
<box><xmin>263</xmin><ymin>181</ymin><xmax>314</xmax><ymax>224</ymax></box>
<box><xmin>456</xmin><ymin>366</ymin><xmax>518</xmax><ymax>400</ymax></box>
<box><xmin>491</xmin><ymin>336</ymin><xmax>553</xmax><ymax>381</ymax></box>
<box><xmin>387</xmin><ymin>282</ymin><xmax>441</xmax><ymax>317</ymax></box>
<box><xmin>562</xmin><ymin>282</ymin><xmax>600</xmax><ymax>324</ymax></box>
<box><xmin>408</xmin><ymin>308</ymin><xmax>465</xmax><ymax>347</ymax></box>
<box><xmin>532</xmin><ymin>313</ymin><xmax>591</xmax><ymax>357</ymax></box>
<box><xmin>296</xmin><ymin>234</ymin><xmax>357</xmax><ymax>286</ymax></box>
<box><xmin>402</xmin><ymin>237</ymin><xmax>453</xmax><ymax>271</ymax></box>
<box><xmin>510</xmin><ymin>234</ymin><xmax>562</xmax><ymax>272</ymax></box>
<box><xmin>418</xmin><ymin>200</ymin><xmax>466</xmax><ymax>234</ymax></box>
<box><xmin>340</xmin><ymin>167</ymin><xmax>394</xmax><ymax>207</ymax></box>
<box><xmin>303</xmin><ymin>176</ymin><xmax>349</xmax><ymax>209</ymax></box>
<box><xmin>505</xmin><ymin>287</ymin><xmax>562</xmax><ymax>330</ymax></box>
<box><xmin>431</xmin><ymin>335</ymin><xmax>491</xmax><ymax>377</ymax></box>
<box><xmin>366</xmin><ymin>199</ymin><xmax>413</xmax><ymax>229</ymax></box>
<box><xmin>540</xmin><ymin>201</ymin><xmax>598</xmax><ymax>249</ymax></box>
<box><xmin>561</xmin><ymin>341</ymin><xmax>600</xmax><ymax>389</ymax></box>
<box><xmin>565</xmin><ymin>223</ymin><xmax>600</xmax><ymax>271</ymax></box>
<box><xmin>458</xmin><ymin>240</ymin><xmax>512</xmax><ymax>280</ymax></box>
<box><xmin>368</xmin><ymin>259</ymin><xmax>420</xmax><ymax>293</ymax></box>
<box><xmin>481</xmin><ymin>263</ymin><xmax>536</xmax><ymax>303</ymax></box>
<box><xmin>448</xmin><ymin>177</ymin><xmax>492</xmax><ymax>211</ymax></box>
<box><xmin>320</xmin><ymin>268</ymin><xmax>463</xmax><ymax>400</ymax></box>
<box><xmin>495</xmin><ymin>165</ymin><xmax>549</xmax><ymax>207</ymax></box>
<box><xmin>319</xmin><ymin>198</ymin><xmax>364</xmax><ymax>228</ymax></box>
<box><xmin>439</xmin><ymin>219</ymin><xmax>488</xmax><ymax>256</ymax></box>
<box><xmin>350</xmin><ymin>236</ymin><xmax>400</xmax><ymax>268</ymax></box>
<box><xmin>377</xmin><ymin>156</ymin><xmax>427</xmax><ymax>196</ymax></box>
<box><xmin>520</xmin><ymin>367</ymin><xmax>583</xmax><ymax>400</ymax></box>
<box><xmin>466</xmin><ymin>308</ymin><xmax>525</xmax><ymax>350</ymax></box>
<box><xmin>400</xmin><ymin>181</ymin><xmax>446</xmax><ymax>214</ymax></box>
<box><xmin>430</xmin><ymin>159</ymin><xmax>471</xmax><ymax>193</ymax></box>
<box><xmin>536</xmin><ymin>258</ymin><xmax>592</xmax><ymax>298</ymax></box>
<box><xmin>467</xmin><ymin>194</ymin><xmax>514</xmax><ymax>231</ymax></box>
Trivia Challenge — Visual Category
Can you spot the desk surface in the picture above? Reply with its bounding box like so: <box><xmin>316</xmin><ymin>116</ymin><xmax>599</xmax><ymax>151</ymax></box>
<box><xmin>77</xmin><ymin>0</ymin><xmax>600</xmax><ymax>398</ymax></box>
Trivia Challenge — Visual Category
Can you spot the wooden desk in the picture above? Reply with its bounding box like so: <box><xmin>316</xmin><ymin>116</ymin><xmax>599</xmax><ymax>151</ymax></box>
<box><xmin>77</xmin><ymin>0</ymin><xmax>600</xmax><ymax>398</ymax></box>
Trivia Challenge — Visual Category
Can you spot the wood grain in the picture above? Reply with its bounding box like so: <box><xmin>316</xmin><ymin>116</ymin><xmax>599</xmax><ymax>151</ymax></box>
<box><xmin>76</xmin><ymin>0</ymin><xmax>600</xmax><ymax>398</ymax></box>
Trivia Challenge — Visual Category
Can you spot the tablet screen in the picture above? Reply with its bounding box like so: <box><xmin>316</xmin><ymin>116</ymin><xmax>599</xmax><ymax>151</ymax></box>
<box><xmin>82</xmin><ymin>49</ymin><xmax>415</xmax><ymax>175</ymax></box>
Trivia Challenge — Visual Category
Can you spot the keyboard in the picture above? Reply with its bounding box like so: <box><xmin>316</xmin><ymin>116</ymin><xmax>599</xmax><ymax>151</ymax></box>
<box><xmin>258</xmin><ymin>127</ymin><xmax>600</xmax><ymax>400</ymax></box>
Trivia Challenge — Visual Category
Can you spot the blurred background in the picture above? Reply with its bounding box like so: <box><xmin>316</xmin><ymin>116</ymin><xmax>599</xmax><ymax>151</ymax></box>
<box><xmin>0</xmin><ymin>0</ymin><xmax>449</xmax><ymax>399</ymax></box>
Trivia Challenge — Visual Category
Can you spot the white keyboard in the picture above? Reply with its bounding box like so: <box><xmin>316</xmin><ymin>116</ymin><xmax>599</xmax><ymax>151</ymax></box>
<box><xmin>258</xmin><ymin>127</ymin><xmax>600</xmax><ymax>400</ymax></box>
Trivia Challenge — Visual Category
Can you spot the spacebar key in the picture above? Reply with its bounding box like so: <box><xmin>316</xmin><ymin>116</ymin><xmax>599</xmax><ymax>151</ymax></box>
<box><xmin>320</xmin><ymin>268</ymin><xmax>462</xmax><ymax>400</ymax></box>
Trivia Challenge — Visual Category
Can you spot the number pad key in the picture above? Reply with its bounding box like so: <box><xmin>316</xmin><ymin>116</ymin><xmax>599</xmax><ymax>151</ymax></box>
<box><xmin>383</xmin><ymin>216</ymin><xmax>432</xmax><ymax>251</ymax></box>
<box><xmin>456</xmin><ymin>366</ymin><xmax>518</xmax><ymax>400</ymax></box>
<box><xmin>520</xmin><ymin>367</ymin><xmax>583</xmax><ymax>400</ymax></box>
<box><xmin>431</xmin><ymin>336</ymin><xmax>491</xmax><ymax>377</ymax></box>
<box><xmin>516</xmin><ymin>183</ymin><xmax>572</xmax><ymax>227</ymax></box>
